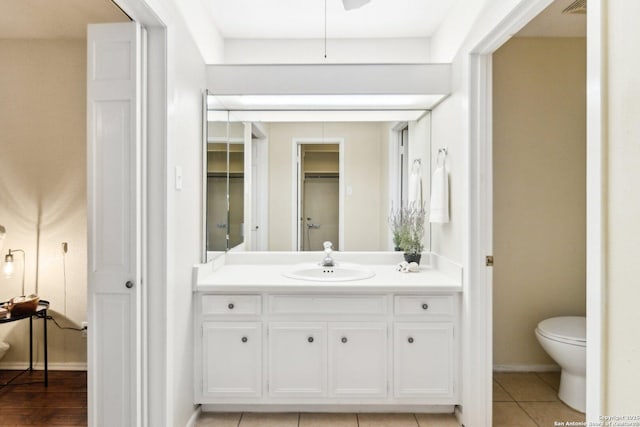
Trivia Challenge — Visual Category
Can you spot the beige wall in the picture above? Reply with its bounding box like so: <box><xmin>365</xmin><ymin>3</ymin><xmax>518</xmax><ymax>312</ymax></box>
<box><xmin>0</xmin><ymin>40</ymin><xmax>87</xmax><ymax>366</ymax></box>
<box><xmin>605</xmin><ymin>0</ymin><xmax>640</xmax><ymax>412</ymax></box>
<box><xmin>492</xmin><ymin>37</ymin><xmax>586</xmax><ymax>366</ymax></box>
<box><xmin>267</xmin><ymin>122</ymin><xmax>389</xmax><ymax>251</ymax></box>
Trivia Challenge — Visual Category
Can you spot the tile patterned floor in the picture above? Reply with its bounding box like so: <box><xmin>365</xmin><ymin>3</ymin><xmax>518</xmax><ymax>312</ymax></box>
<box><xmin>196</xmin><ymin>373</ymin><xmax>584</xmax><ymax>427</ymax></box>
<box><xmin>493</xmin><ymin>372</ymin><xmax>585</xmax><ymax>427</ymax></box>
<box><xmin>196</xmin><ymin>412</ymin><xmax>460</xmax><ymax>427</ymax></box>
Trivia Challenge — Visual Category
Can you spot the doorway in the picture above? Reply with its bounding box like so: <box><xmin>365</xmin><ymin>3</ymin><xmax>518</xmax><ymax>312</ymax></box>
<box><xmin>465</xmin><ymin>0</ymin><xmax>599</xmax><ymax>424</ymax></box>
<box><xmin>293</xmin><ymin>140</ymin><xmax>344</xmax><ymax>252</ymax></box>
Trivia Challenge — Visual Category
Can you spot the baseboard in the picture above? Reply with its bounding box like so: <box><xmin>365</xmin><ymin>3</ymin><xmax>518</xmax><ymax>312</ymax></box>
<box><xmin>201</xmin><ymin>404</ymin><xmax>455</xmax><ymax>413</ymax></box>
<box><xmin>0</xmin><ymin>362</ymin><xmax>87</xmax><ymax>371</ymax></box>
<box><xmin>493</xmin><ymin>364</ymin><xmax>559</xmax><ymax>372</ymax></box>
<box><xmin>185</xmin><ymin>406</ymin><xmax>201</xmax><ymax>427</ymax></box>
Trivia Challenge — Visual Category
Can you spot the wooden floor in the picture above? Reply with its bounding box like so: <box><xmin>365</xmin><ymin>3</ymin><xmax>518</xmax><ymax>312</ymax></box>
<box><xmin>0</xmin><ymin>370</ymin><xmax>87</xmax><ymax>426</ymax></box>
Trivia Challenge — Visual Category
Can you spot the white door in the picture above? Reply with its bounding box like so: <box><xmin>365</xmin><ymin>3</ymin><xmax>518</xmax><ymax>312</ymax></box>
<box><xmin>203</xmin><ymin>322</ymin><xmax>262</xmax><ymax>397</ymax></box>
<box><xmin>268</xmin><ymin>323</ymin><xmax>326</xmax><ymax>397</ymax></box>
<box><xmin>328</xmin><ymin>323</ymin><xmax>387</xmax><ymax>397</ymax></box>
<box><xmin>250</xmin><ymin>135</ymin><xmax>268</xmax><ymax>251</ymax></box>
<box><xmin>394</xmin><ymin>323</ymin><xmax>455</xmax><ymax>398</ymax></box>
<box><xmin>87</xmin><ymin>22</ymin><xmax>144</xmax><ymax>427</ymax></box>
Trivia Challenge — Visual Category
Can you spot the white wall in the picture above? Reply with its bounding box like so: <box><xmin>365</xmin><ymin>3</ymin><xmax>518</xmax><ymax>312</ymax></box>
<box><xmin>164</xmin><ymin>27</ymin><xmax>207</xmax><ymax>427</ymax></box>
<box><xmin>427</xmin><ymin>1</ymin><xmax>557</xmax><ymax>424</ymax></box>
<box><xmin>604</xmin><ymin>0</ymin><xmax>640</xmax><ymax>413</ymax></box>
<box><xmin>224</xmin><ymin>38</ymin><xmax>430</xmax><ymax>64</ymax></box>
<box><xmin>429</xmin><ymin>89</ymin><xmax>465</xmax><ymax>263</ymax></box>
<box><xmin>0</xmin><ymin>40</ymin><xmax>87</xmax><ymax>368</ymax></box>
<box><xmin>114</xmin><ymin>1</ymin><xmax>210</xmax><ymax>426</ymax></box>
<box><xmin>165</xmin><ymin>0</ymin><xmax>224</xmax><ymax>63</ymax></box>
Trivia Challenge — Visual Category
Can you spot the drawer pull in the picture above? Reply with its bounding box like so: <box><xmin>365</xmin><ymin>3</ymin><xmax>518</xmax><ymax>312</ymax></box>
<box><xmin>422</xmin><ymin>303</ymin><xmax>429</xmax><ymax>310</ymax></box>
<box><xmin>241</xmin><ymin>336</ymin><xmax>248</xmax><ymax>343</ymax></box>
<box><xmin>307</xmin><ymin>336</ymin><xmax>314</xmax><ymax>343</ymax></box>
<box><xmin>341</xmin><ymin>337</ymin><xmax>348</xmax><ymax>344</ymax></box>
<box><xmin>228</xmin><ymin>303</ymin><xmax>235</xmax><ymax>310</ymax></box>
<box><xmin>408</xmin><ymin>337</ymin><xmax>414</xmax><ymax>344</ymax></box>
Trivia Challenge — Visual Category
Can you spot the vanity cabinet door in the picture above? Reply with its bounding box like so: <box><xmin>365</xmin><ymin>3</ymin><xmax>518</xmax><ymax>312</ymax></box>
<box><xmin>202</xmin><ymin>322</ymin><xmax>262</xmax><ymax>397</ymax></box>
<box><xmin>268</xmin><ymin>322</ymin><xmax>326</xmax><ymax>397</ymax></box>
<box><xmin>394</xmin><ymin>322</ymin><xmax>455</xmax><ymax>399</ymax></box>
<box><xmin>328</xmin><ymin>323</ymin><xmax>387</xmax><ymax>397</ymax></box>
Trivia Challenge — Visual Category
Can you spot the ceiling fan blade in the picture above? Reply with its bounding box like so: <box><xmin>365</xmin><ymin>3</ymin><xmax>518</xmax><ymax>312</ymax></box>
<box><xmin>342</xmin><ymin>0</ymin><xmax>371</xmax><ymax>11</ymax></box>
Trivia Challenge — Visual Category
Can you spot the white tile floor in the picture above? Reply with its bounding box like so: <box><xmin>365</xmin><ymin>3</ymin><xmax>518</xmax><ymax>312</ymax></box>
<box><xmin>493</xmin><ymin>372</ymin><xmax>585</xmax><ymax>427</ymax></box>
<box><xmin>196</xmin><ymin>412</ymin><xmax>460</xmax><ymax>427</ymax></box>
<box><xmin>196</xmin><ymin>373</ymin><xmax>584</xmax><ymax>427</ymax></box>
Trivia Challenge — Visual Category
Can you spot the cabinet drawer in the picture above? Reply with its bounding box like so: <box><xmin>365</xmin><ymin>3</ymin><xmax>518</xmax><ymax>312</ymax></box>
<box><xmin>394</xmin><ymin>295</ymin><xmax>454</xmax><ymax>317</ymax></box>
<box><xmin>269</xmin><ymin>295</ymin><xmax>386</xmax><ymax>315</ymax></box>
<box><xmin>202</xmin><ymin>295</ymin><xmax>262</xmax><ymax>316</ymax></box>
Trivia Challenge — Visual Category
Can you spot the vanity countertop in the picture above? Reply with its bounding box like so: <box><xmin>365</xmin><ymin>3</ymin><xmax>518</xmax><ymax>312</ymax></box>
<box><xmin>195</xmin><ymin>256</ymin><xmax>462</xmax><ymax>293</ymax></box>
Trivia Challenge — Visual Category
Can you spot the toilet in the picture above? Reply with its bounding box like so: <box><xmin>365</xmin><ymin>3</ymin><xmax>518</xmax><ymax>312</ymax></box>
<box><xmin>535</xmin><ymin>316</ymin><xmax>586</xmax><ymax>413</ymax></box>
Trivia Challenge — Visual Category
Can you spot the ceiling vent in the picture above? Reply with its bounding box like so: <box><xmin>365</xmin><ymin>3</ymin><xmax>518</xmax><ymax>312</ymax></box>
<box><xmin>562</xmin><ymin>0</ymin><xmax>586</xmax><ymax>14</ymax></box>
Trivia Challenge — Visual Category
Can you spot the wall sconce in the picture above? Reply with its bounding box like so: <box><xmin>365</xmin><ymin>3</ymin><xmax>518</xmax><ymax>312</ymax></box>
<box><xmin>3</xmin><ymin>249</ymin><xmax>26</xmax><ymax>297</ymax></box>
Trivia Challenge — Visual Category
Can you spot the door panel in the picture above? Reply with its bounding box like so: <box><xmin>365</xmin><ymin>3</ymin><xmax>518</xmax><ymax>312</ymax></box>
<box><xmin>87</xmin><ymin>22</ymin><xmax>143</xmax><ymax>427</ymax></box>
<box><xmin>268</xmin><ymin>323</ymin><xmax>326</xmax><ymax>397</ymax></box>
<box><xmin>328</xmin><ymin>323</ymin><xmax>387</xmax><ymax>397</ymax></box>
<box><xmin>394</xmin><ymin>323</ymin><xmax>454</xmax><ymax>398</ymax></box>
<box><xmin>203</xmin><ymin>322</ymin><xmax>262</xmax><ymax>397</ymax></box>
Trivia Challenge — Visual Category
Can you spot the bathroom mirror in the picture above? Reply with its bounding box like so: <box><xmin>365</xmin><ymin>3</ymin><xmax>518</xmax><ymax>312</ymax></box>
<box><xmin>204</xmin><ymin>105</ymin><xmax>432</xmax><ymax>259</ymax></box>
<box><xmin>205</xmin><ymin>115</ymin><xmax>245</xmax><ymax>253</ymax></box>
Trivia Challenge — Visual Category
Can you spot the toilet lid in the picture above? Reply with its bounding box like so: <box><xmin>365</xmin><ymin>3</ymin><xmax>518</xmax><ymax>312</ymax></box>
<box><xmin>537</xmin><ymin>316</ymin><xmax>586</xmax><ymax>343</ymax></box>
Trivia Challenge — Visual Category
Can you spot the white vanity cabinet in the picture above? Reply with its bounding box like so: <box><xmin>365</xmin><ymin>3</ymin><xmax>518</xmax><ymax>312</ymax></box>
<box><xmin>195</xmin><ymin>290</ymin><xmax>459</xmax><ymax>409</ymax></box>
<box><xmin>268</xmin><ymin>322</ymin><xmax>327</xmax><ymax>397</ymax></box>
<box><xmin>328</xmin><ymin>322</ymin><xmax>388</xmax><ymax>397</ymax></box>
<box><xmin>202</xmin><ymin>322</ymin><xmax>262</xmax><ymax>398</ymax></box>
<box><xmin>394</xmin><ymin>323</ymin><xmax>455</xmax><ymax>398</ymax></box>
<box><xmin>393</xmin><ymin>294</ymin><xmax>457</xmax><ymax>399</ymax></box>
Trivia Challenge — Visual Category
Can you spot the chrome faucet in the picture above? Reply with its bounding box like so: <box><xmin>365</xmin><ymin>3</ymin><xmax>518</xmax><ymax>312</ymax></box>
<box><xmin>321</xmin><ymin>241</ymin><xmax>334</xmax><ymax>267</ymax></box>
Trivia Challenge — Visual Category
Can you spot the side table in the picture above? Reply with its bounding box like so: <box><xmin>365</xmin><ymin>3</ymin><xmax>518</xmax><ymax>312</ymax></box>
<box><xmin>0</xmin><ymin>299</ymin><xmax>49</xmax><ymax>386</ymax></box>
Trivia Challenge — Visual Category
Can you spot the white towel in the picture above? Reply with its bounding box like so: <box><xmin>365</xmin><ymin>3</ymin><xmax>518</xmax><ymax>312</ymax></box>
<box><xmin>408</xmin><ymin>164</ymin><xmax>422</xmax><ymax>204</ymax></box>
<box><xmin>429</xmin><ymin>165</ymin><xmax>449</xmax><ymax>223</ymax></box>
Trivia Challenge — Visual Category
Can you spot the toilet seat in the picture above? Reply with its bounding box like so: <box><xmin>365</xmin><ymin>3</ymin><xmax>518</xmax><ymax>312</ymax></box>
<box><xmin>536</xmin><ymin>316</ymin><xmax>586</xmax><ymax>346</ymax></box>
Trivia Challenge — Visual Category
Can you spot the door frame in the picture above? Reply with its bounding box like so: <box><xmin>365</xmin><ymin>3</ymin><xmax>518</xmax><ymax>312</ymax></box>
<box><xmin>291</xmin><ymin>138</ymin><xmax>345</xmax><ymax>251</ymax></box>
<box><xmin>468</xmin><ymin>0</ymin><xmax>603</xmax><ymax>424</ymax></box>
<box><xmin>250</xmin><ymin>123</ymin><xmax>269</xmax><ymax>251</ymax></box>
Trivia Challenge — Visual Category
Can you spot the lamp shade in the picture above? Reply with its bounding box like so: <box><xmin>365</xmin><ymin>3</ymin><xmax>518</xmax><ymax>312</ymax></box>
<box><xmin>3</xmin><ymin>253</ymin><xmax>14</xmax><ymax>277</ymax></box>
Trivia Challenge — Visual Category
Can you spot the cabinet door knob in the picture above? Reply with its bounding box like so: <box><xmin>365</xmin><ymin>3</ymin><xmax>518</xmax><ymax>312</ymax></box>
<box><xmin>228</xmin><ymin>303</ymin><xmax>235</xmax><ymax>310</ymax></box>
<box><xmin>125</xmin><ymin>281</ymin><xmax>134</xmax><ymax>289</ymax></box>
<box><xmin>308</xmin><ymin>336</ymin><xmax>314</xmax><ymax>343</ymax></box>
<box><xmin>422</xmin><ymin>303</ymin><xmax>429</xmax><ymax>310</ymax></box>
<box><xmin>408</xmin><ymin>337</ymin><xmax>414</xmax><ymax>344</ymax></box>
<box><xmin>341</xmin><ymin>337</ymin><xmax>348</xmax><ymax>344</ymax></box>
<box><xmin>241</xmin><ymin>336</ymin><xmax>248</xmax><ymax>343</ymax></box>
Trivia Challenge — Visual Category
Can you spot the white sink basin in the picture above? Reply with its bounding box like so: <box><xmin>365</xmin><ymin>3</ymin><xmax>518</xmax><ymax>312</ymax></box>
<box><xmin>283</xmin><ymin>262</ymin><xmax>375</xmax><ymax>282</ymax></box>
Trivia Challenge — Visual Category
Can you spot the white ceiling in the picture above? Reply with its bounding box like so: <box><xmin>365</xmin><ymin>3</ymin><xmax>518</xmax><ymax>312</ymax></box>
<box><xmin>205</xmin><ymin>0</ymin><xmax>456</xmax><ymax>39</ymax></box>
<box><xmin>0</xmin><ymin>0</ymin><xmax>586</xmax><ymax>42</ymax></box>
<box><xmin>0</xmin><ymin>0</ymin><xmax>129</xmax><ymax>39</ymax></box>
